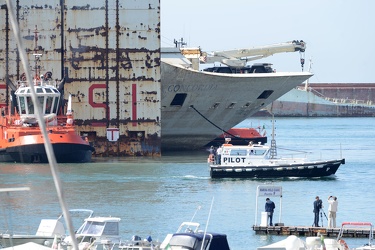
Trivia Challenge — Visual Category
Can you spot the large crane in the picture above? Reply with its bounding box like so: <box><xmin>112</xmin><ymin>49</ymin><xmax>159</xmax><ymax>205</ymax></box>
<box><xmin>200</xmin><ymin>40</ymin><xmax>306</xmax><ymax>71</ymax></box>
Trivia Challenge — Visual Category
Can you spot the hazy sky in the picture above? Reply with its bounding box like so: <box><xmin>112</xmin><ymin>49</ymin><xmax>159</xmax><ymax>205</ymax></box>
<box><xmin>161</xmin><ymin>0</ymin><xmax>374</xmax><ymax>83</ymax></box>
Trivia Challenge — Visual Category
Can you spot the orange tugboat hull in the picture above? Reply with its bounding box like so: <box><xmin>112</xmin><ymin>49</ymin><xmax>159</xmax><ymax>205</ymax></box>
<box><xmin>0</xmin><ymin>120</ymin><xmax>94</xmax><ymax>163</ymax></box>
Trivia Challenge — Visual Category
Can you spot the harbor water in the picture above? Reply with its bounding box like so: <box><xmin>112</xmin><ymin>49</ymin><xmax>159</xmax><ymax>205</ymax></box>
<box><xmin>1</xmin><ymin>117</ymin><xmax>374</xmax><ymax>249</ymax></box>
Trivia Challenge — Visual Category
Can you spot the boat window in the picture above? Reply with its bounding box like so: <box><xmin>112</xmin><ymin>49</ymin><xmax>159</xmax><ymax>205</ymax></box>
<box><xmin>169</xmin><ymin>235</ymin><xmax>198</xmax><ymax>249</ymax></box>
<box><xmin>45</xmin><ymin>97</ymin><xmax>53</xmax><ymax>114</ymax></box>
<box><xmin>169</xmin><ymin>235</ymin><xmax>209</xmax><ymax>250</ymax></box>
<box><xmin>251</xmin><ymin>150</ymin><xmax>267</xmax><ymax>155</ymax></box>
<box><xmin>257</xmin><ymin>90</ymin><xmax>274</xmax><ymax>99</ymax></box>
<box><xmin>80</xmin><ymin>221</ymin><xmax>105</xmax><ymax>236</ymax></box>
<box><xmin>26</xmin><ymin>96</ymin><xmax>34</xmax><ymax>114</ymax></box>
<box><xmin>38</xmin><ymin>97</ymin><xmax>45</xmax><ymax>113</ymax></box>
<box><xmin>170</xmin><ymin>93</ymin><xmax>187</xmax><ymax>106</ymax></box>
<box><xmin>102</xmin><ymin>222</ymin><xmax>119</xmax><ymax>236</ymax></box>
<box><xmin>230</xmin><ymin>149</ymin><xmax>247</xmax><ymax>156</ymax></box>
<box><xmin>52</xmin><ymin>97</ymin><xmax>60</xmax><ymax>114</ymax></box>
<box><xmin>36</xmin><ymin>87</ymin><xmax>43</xmax><ymax>93</ymax></box>
<box><xmin>19</xmin><ymin>96</ymin><xmax>26</xmax><ymax>114</ymax></box>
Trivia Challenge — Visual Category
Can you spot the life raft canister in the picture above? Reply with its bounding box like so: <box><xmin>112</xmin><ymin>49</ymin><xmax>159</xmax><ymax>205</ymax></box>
<box><xmin>207</xmin><ymin>154</ymin><xmax>215</xmax><ymax>163</ymax></box>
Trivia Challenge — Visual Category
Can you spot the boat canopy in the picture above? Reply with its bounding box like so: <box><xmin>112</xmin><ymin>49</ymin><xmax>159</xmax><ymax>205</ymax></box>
<box><xmin>15</xmin><ymin>81</ymin><xmax>60</xmax><ymax>117</ymax></box>
<box><xmin>76</xmin><ymin>217</ymin><xmax>121</xmax><ymax>237</ymax></box>
<box><xmin>169</xmin><ymin>233</ymin><xmax>230</xmax><ymax>250</ymax></box>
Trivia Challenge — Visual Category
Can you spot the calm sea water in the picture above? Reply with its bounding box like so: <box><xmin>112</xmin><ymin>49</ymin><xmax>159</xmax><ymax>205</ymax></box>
<box><xmin>1</xmin><ymin>117</ymin><xmax>374</xmax><ymax>249</ymax></box>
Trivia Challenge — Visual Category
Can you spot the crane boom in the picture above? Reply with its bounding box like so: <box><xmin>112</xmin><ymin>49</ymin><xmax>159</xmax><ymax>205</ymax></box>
<box><xmin>201</xmin><ymin>40</ymin><xmax>306</xmax><ymax>68</ymax></box>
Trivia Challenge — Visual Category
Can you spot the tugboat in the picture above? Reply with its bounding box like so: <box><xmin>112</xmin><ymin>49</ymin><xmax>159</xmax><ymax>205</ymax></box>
<box><xmin>0</xmin><ymin>54</ymin><xmax>94</xmax><ymax>163</ymax></box>
<box><xmin>0</xmin><ymin>73</ymin><xmax>94</xmax><ymax>163</ymax></box>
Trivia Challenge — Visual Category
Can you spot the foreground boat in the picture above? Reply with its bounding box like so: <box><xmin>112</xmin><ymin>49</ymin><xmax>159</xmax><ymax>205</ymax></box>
<box><xmin>0</xmin><ymin>210</ymin><xmax>65</xmax><ymax>248</ymax></box>
<box><xmin>163</xmin><ymin>232</ymin><xmax>230</xmax><ymax>250</ymax></box>
<box><xmin>337</xmin><ymin>222</ymin><xmax>375</xmax><ymax>250</ymax></box>
<box><xmin>63</xmin><ymin>215</ymin><xmax>122</xmax><ymax>250</ymax></box>
<box><xmin>257</xmin><ymin>235</ymin><xmax>306</xmax><ymax>250</ymax></box>
<box><xmin>159</xmin><ymin>221</ymin><xmax>230</xmax><ymax>250</ymax></box>
<box><xmin>0</xmin><ymin>208</ymin><xmax>95</xmax><ymax>249</ymax></box>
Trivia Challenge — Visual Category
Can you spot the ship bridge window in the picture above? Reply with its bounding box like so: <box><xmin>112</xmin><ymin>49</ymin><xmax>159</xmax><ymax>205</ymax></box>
<box><xmin>45</xmin><ymin>97</ymin><xmax>53</xmax><ymax>114</ymax></box>
<box><xmin>19</xmin><ymin>96</ymin><xmax>26</xmax><ymax>114</ymax></box>
<box><xmin>250</xmin><ymin>149</ymin><xmax>267</xmax><ymax>155</ymax></box>
<box><xmin>257</xmin><ymin>90</ymin><xmax>274</xmax><ymax>99</ymax></box>
<box><xmin>170</xmin><ymin>93</ymin><xmax>187</xmax><ymax>106</ymax></box>
<box><xmin>53</xmin><ymin>97</ymin><xmax>60</xmax><ymax>113</ymax></box>
<box><xmin>230</xmin><ymin>149</ymin><xmax>247</xmax><ymax>156</ymax></box>
<box><xmin>26</xmin><ymin>96</ymin><xmax>34</xmax><ymax>114</ymax></box>
<box><xmin>227</xmin><ymin>102</ymin><xmax>236</xmax><ymax>109</ymax></box>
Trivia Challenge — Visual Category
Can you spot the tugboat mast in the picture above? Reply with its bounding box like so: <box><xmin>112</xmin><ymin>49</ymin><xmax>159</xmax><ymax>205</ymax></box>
<box><xmin>269</xmin><ymin>115</ymin><xmax>277</xmax><ymax>159</ymax></box>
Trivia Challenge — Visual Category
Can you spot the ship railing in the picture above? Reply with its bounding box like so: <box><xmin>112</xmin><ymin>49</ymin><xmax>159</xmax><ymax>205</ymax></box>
<box><xmin>2</xmin><ymin>114</ymin><xmax>72</xmax><ymax>130</ymax></box>
<box><xmin>16</xmin><ymin>79</ymin><xmax>59</xmax><ymax>88</ymax></box>
<box><xmin>325</xmin><ymin>97</ymin><xmax>374</xmax><ymax>106</ymax></box>
<box><xmin>297</xmin><ymin>86</ymin><xmax>374</xmax><ymax>107</ymax></box>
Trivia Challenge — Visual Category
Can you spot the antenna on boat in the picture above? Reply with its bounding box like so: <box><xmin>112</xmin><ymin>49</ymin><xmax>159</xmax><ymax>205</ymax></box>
<box><xmin>270</xmin><ymin>115</ymin><xmax>277</xmax><ymax>159</ymax></box>
<box><xmin>67</xmin><ymin>94</ymin><xmax>72</xmax><ymax>114</ymax></box>
<box><xmin>201</xmin><ymin>197</ymin><xmax>214</xmax><ymax>250</ymax></box>
<box><xmin>66</xmin><ymin>94</ymin><xmax>73</xmax><ymax>126</ymax></box>
<box><xmin>174</xmin><ymin>38</ymin><xmax>187</xmax><ymax>48</ymax></box>
<box><xmin>190</xmin><ymin>205</ymin><xmax>201</xmax><ymax>222</ymax></box>
<box><xmin>5</xmin><ymin>1</ymin><xmax>79</xmax><ymax>249</ymax></box>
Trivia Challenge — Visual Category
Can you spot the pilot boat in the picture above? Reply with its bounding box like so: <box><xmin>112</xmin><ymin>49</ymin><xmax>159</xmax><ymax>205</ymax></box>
<box><xmin>208</xmin><ymin>119</ymin><xmax>345</xmax><ymax>179</ymax></box>
<box><xmin>209</xmin><ymin>138</ymin><xmax>345</xmax><ymax>179</ymax></box>
<box><xmin>0</xmin><ymin>70</ymin><xmax>94</xmax><ymax>163</ymax></box>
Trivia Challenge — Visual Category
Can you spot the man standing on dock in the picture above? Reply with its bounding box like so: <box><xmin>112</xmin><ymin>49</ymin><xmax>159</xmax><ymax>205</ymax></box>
<box><xmin>327</xmin><ymin>196</ymin><xmax>338</xmax><ymax>228</ymax></box>
<box><xmin>313</xmin><ymin>196</ymin><xmax>323</xmax><ymax>227</ymax></box>
<box><xmin>265</xmin><ymin>198</ymin><xmax>275</xmax><ymax>226</ymax></box>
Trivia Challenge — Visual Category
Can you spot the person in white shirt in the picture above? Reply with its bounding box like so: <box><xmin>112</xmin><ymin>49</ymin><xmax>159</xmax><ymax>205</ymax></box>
<box><xmin>216</xmin><ymin>147</ymin><xmax>223</xmax><ymax>164</ymax></box>
<box><xmin>327</xmin><ymin>196</ymin><xmax>338</xmax><ymax>228</ymax></box>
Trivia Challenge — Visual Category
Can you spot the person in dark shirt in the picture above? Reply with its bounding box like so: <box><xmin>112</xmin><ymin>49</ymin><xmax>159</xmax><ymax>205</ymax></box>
<box><xmin>313</xmin><ymin>196</ymin><xmax>323</xmax><ymax>227</ymax></box>
<box><xmin>265</xmin><ymin>198</ymin><xmax>276</xmax><ymax>226</ymax></box>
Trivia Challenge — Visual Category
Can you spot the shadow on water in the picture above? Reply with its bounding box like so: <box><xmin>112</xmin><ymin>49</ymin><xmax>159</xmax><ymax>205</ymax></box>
<box><xmin>90</xmin><ymin>150</ymin><xmax>208</xmax><ymax>164</ymax></box>
<box><xmin>209</xmin><ymin>175</ymin><xmax>338</xmax><ymax>183</ymax></box>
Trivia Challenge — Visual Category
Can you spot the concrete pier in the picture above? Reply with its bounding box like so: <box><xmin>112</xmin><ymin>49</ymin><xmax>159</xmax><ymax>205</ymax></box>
<box><xmin>252</xmin><ymin>225</ymin><xmax>373</xmax><ymax>238</ymax></box>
